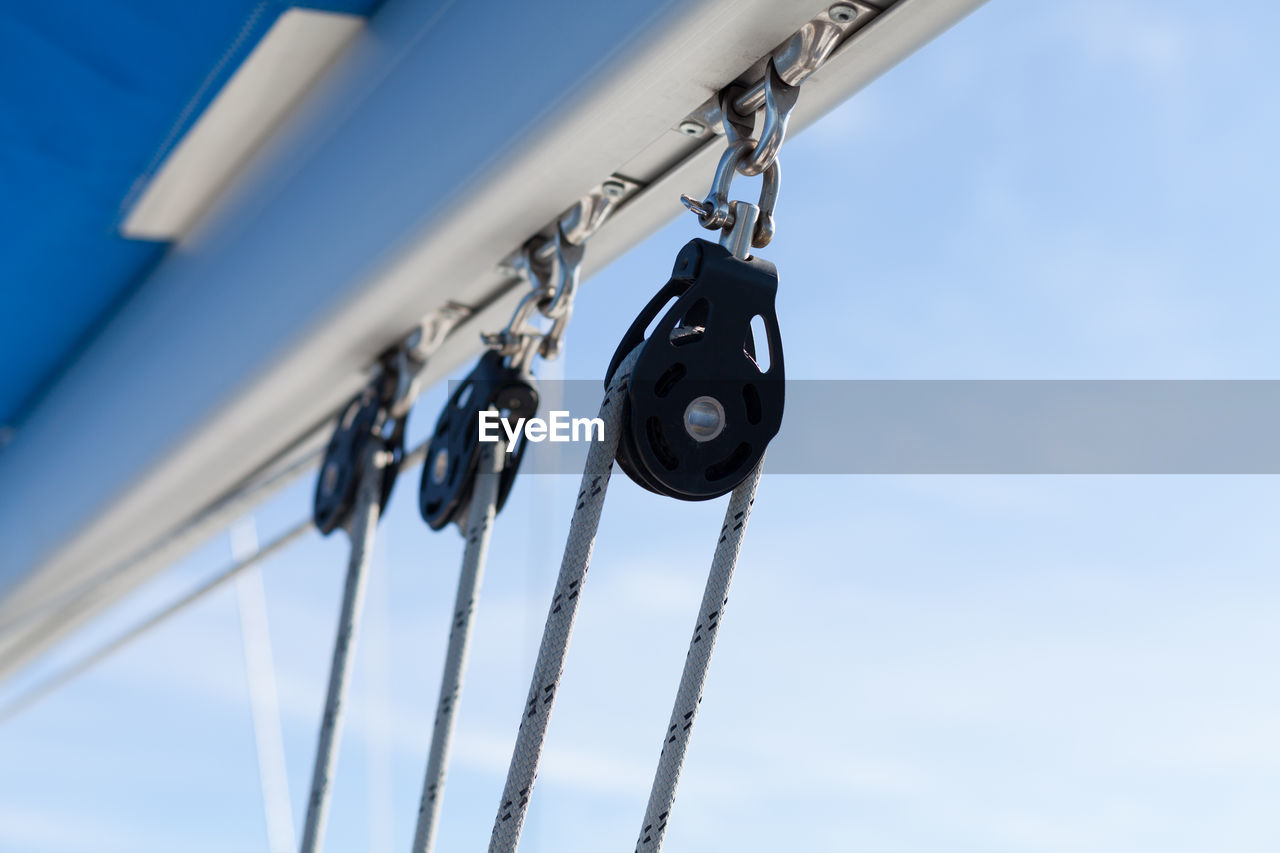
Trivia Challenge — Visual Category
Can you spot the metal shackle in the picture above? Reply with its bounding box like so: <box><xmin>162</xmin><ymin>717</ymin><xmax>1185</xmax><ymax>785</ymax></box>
<box><xmin>684</xmin><ymin>139</ymin><xmax>780</xmax><ymax>249</ymax></box>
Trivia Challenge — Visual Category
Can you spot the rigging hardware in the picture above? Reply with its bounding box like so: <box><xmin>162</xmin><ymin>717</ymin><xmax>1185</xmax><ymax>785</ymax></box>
<box><xmin>486</xmin><ymin>179</ymin><xmax>635</xmax><ymax>368</ymax></box>
<box><xmin>680</xmin><ymin>138</ymin><xmax>779</xmax><ymax>248</ymax></box>
<box><xmin>304</xmin><ymin>317</ymin><xmax>466</xmax><ymax>850</ymax></box>
<box><xmin>420</xmin><ymin>181</ymin><xmax>630</xmax><ymax>532</ymax></box>
<box><xmin>682</xmin><ymin>2</ymin><xmax>875</xmax><ymax>141</ymax></box>
<box><xmin>423</xmin><ymin>179</ymin><xmax>634</xmax><ymax>531</ymax></box>
<box><xmin>312</xmin><ymin>368</ymin><xmax>406</xmax><ymax>536</ymax></box>
<box><xmin>314</xmin><ymin>307</ymin><xmax>467</xmax><ymax>535</ymax></box>
<box><xmin>390</xmin><ymin>304</ymin><xmax>472</xmax><ymax>420</ymax></box>
<box><xmin>606</xmin><ymin>237</ymin><xmax>783</xmax><ymax>500</ymax></box>
<box><xmin>723</xmin><ymin>61</ymin><xmax>799</xmax><ymax>178</ymax></box>
<box><xmin>418</xmin><ymin>350</ymin><xmax>538</xmax><ymax>531</ymax></box>
<box><xmin>608</xmin><ymin>5</ymin><xmax>872</xmax><ymax>839</ymax></box>
<box><xmin>611</xmin><ymin>63</ymin><xmax>792</xmax><ymax>501</ymax></box>
<box><xmin>411</xmin><ymin>181</ymin><xmax>633</xmax><ymax>852</ymax></box>
<box><xmin>486</xmin><ymin>14</ymin><xmax>820</xmax><ymax>837</ymax></box>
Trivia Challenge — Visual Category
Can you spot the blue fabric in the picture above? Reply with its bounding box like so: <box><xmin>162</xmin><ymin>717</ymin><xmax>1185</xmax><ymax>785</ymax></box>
<box><xmin>0</xmin><ymin>0</ymin><xmax>379</xmax><ymax>431</ymax></box>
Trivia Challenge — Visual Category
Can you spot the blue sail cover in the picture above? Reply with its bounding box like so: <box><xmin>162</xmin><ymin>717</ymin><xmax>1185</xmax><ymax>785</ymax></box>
<box><xmin>0</xmin><ymin>0</ymin><xmax>380</xmax><ymax>433</ymax></box>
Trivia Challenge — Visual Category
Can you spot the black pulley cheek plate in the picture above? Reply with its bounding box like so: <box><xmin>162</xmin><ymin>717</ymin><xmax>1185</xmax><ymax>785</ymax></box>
<box><xmin>419</xmin><ymin>350</ymin><xmax>539</xmax><ymax>531</ymax></box>
<box><xmin>630</xmin><ymin>244</ymin><xmax>784</xmax><ymax>499</ymax></box>
<box><xmin>607</xmin><ymin>238</ymin><xmax>784</xmax><ymax>501</ymax></box>
<box><xmin>313</xmin><ymin>388</ymin><xmax>405</xmax><ymax>536</ymax></box>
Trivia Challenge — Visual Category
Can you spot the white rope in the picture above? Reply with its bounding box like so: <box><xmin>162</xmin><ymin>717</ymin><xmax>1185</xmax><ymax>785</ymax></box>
<box><xmin>634</xmin><ymin>458</ymin><xmax>763</xmax><ymax>852</ymax></box>
<box><xmin>411</xmin><ymin>439</ymin><xmax>506</xmax><ymax>853</ymax></box>
<box><xmin>487</xmin><ymin>349</ymin><xmax>638</xmax><ymax>853</ymax></box>
<box><xmin>299</xmin><ymin>443</ymin><xmax>384</xmax><ymax>853</ymax></box>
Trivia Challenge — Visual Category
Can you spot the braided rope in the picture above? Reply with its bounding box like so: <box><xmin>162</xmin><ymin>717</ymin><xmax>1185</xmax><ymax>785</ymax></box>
<box><xmin>411</xmin><ymin>440</ymin><xmax>506</xmax><ymax>853</ymax></box>
<box><xmin>299</xmin><ymin>444</ymin><xmax>384</xmax><ymax>853</ymax></box>
<box><xmin>634</xmin><ymin>458</ymin><xmax>764</xmax><ymax>852</ymax></box>
<box><xmin>487</xmin><ymin>349</ymin><xmax>639</xmax><ymax>853</ymax></box>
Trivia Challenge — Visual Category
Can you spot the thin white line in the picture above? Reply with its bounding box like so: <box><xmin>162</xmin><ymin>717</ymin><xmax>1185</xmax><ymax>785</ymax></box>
<box><xmin>232</xmin><ymin>519</ymin><xmax>298</xmax><ymax>853</ymax></box>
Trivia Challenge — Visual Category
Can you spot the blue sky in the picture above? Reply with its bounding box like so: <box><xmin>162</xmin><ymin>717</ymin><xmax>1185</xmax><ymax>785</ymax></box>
<box><xmin>3</xmin><ymin>1</ymin><xmax>1280</xmax><ymax>850</ymax></box>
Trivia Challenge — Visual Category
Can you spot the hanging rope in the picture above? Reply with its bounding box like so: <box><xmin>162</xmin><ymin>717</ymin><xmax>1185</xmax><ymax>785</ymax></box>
<box><xmin>484</xmin><ymin>57</ymin><xmax>795</xmax><ymax>845</ymax></box>
<box><xmin>634</xmin><ymin>459</ymin><xmax>762</xmax><ymax>852</ymax></box>
<box><xmin>408</xmin><ymin>178</ymin><xmax>627</xmax><ymax>852</ymax></box>
<box><xmin>299</xmin><ymin>441</ymin><xmax>384</xmax><ymax>853</ymax></box>
<box><xmin>484</xmin><ymin>350</ymin><xmax>767</xmax><ymax>853</ymax></box>
<box><xmin>487</xmin><ymin>348</ymin><xmax>638</xmax><ymax>853</ymax></box>
<box><xmin>411</xmin><ymin>439</ymin><xmax>506</xmax><ymax>853</ymax></box>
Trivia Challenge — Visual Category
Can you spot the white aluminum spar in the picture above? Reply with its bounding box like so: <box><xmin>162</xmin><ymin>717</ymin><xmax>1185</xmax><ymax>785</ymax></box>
<box><xmin>410</xmin><ymin>440</ymin><xmax>505</xmax><ymax>853</ymax></box>
<box><xmin>0</xmin><ymin>0</ymin><xmax>992</xmax><ymax>689</ymax></box>
<box><xmin>299</xmin><ymin>441</ymin><xmax>384</xmax><ymax>853</ymax></box>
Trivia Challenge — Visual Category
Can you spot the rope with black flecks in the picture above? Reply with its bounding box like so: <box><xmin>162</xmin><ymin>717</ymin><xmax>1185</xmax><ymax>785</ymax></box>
<box><xmin>411</xmin><ymin>439</ymin><xmax>506</xmax><ymax>853</ymax></box>
<box><xmin>633</xmin><ymin>459</ymin><xmax>762</xmax><ymax>852</ymax></box>
<box><xmin>299</xmin><ymin>442</ymin><xmax>383</xmax><ymax>853</ymax></box>
<box><xmin>486</xmin><ymin>348</ymin><xmax>763</xmax><ymax>853</ymax></box>
<box><xmin>485</xmin><ymin>348</ymin><xmax>637</xmax><ymax>853</ymax></box>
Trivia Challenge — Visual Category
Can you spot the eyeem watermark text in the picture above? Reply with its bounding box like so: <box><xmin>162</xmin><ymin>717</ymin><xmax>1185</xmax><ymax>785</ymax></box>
<box><xmin>479</xmin><ymin>410</ymin><xmax>604</xmax><ymax>452</ymax></box>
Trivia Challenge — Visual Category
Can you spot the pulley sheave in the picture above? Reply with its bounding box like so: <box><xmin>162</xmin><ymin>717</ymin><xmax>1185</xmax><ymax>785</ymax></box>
<box><xmin>419</xmin><ymin>350</ymin><xmax>538</xmax><ymax>530</ymax></box>
<box><xmin>606</xmin><ymin>238</ymin><xmax>784</xmax><ymax>501</ymax></box>
<box><xmin>313</xmin><ymin>385</ymin><xmax>406</xmax><ymax>535</ymax></box>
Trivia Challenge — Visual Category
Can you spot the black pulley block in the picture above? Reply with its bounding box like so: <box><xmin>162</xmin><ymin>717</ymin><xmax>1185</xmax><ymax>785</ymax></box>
<box><xmin>605</xmin><ymin>238</ymin><xmax>784</xmax><ymax>501</ymax></box>
<box><xmin>313</xmin><ymin>386</ymin><xmax>406</xmax><ymax>535</ymax></box>
<box><xmin>419</xmin><ymin>349</ymin><xmax>539</xmax><ymax>531</ymax></box>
